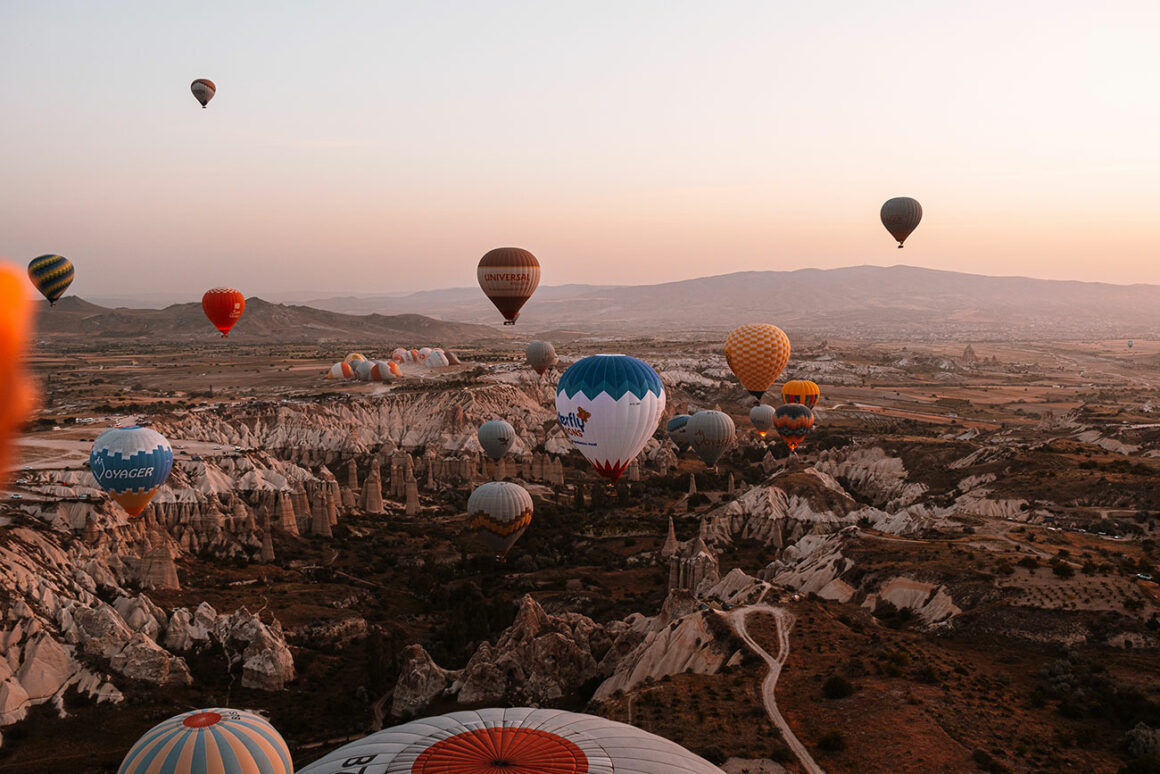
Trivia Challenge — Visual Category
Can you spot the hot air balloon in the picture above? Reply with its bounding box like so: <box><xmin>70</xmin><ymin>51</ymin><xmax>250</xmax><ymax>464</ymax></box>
<box><xmin>749</xmin><ymin>404</ymin><xmax>775</xmax><ymax>437</ymax></box>
<box><xmin>391</xmin><ymin>347</ymin><xmax>411</xmax><ymax>363</ymax></box>
<box><xmin>467</xmin><ymin>481</ymin><xmax>533</xmax><ymax>558</ymax></box>
<box><xmin>344</xmin><ymin>352</ymin><xmax>367</xmax><ymax>364</ymax></box>
<box><xmin>773</xmin><ymin>404</ymin><xmax>815</xmax><ymax>452</ymax></box>
<box><xmin>202</xmin><ymin>288</ymin><xmax>245</xmax><ymax>337</ymax></box>
<box><xmin>881</xmin><ymin>197</ymin><xmax>922</xmax><ymax>248</ymax></box>
<box><xmin>781</xmin><ymin>379</ymin><xmax>820</xmax><ymax>408</ymax></box>
<box><xmin>556</xmin><ymin>354</ymin><xmax>665</xmax><ymax>484</ymax></box>
<box><xmin>327</xmin><ymin>361</ymin><xmax>354</xmax><ymax>379</ymax></box>
<box><xmin>526</xmin><ymin>340</ymin><xmax>559</xmax><ymax>375</ymax></box>
<box><xmin>724</xmin><ymin>324</ymin><xmax>791</xmax><ymax>400</ymax></box>
<box><xmin>27</xmin><ymin>255</ymin><xmax>74</xmax><ymax>306</ymax></box>
<box><xmin>370</xmin><ymin>360</ymin><xmax>400</xmax><ymax>380</ymax></box>
<box><xmin>425</xmin><ymin>350</ymin><xmax>450</xmax><ymax>367</ymax></box>
<box><xmin>119</xmin><ymin>707</ymin><xmax>292</xmax><ymax>774</ymax></box>
<box><xmin>1128</xmin><ymin>339</ymin><xmax>1135</xmax><ymax>349</ymax></box>
<box><xmin>417</xmin><ymin>347</ymin><xmax>432</xmax><ymax>361</ymax></box>
<box><xmin>352</xmin><ymin>359</ymin><xmax>375</xmax><ymax>381</ymax></box>
<box><xmin>1</xmin><ymin>266</ymin><xmax>35</xmax><ymax>485</ymax></box>
<box><xmin>296</xmin><ymin>708</ymin><xmax>721</xmax><ymax>774</ymax></box>
<box><xmin>688</xmin><ymin>410</ymin><xmax>735</xmax><ymax>467</ymax></box>
<box><xmin>478</xmin><ymin>419</ymin><xmax>516</xmax><ymax>461</ymax></box>
<box><xmin>191</xmin><ymin>78</ymin><xmax>216</xmax><ymax>108</ymax></box>
<box><xmin>89</xmin><ymin>426</ymin><xmax>174</xmax><ymax>517</ymax></box>
<box><xmin>666</xmin><ymin>414</ymin><xmax>692</xmax><ymax>450</ymax></box>
<box><xmin>477</xmin><ymin>247</ymin><xmax>540</xmax><ymax>324</ymax></box>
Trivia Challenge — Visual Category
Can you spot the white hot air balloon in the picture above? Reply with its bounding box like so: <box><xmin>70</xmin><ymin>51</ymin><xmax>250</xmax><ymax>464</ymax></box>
<box><xmin>352</xmin><ymin>360</ymin><xmax>375</xmax><ymax>381</ymax></box>
<box><xmin>296</xmin><ymin>708</ymin><xmax>721</xmax><ymax>774</ymax></box>
<box><xmin>327</xmin><ymin>362</ymin><xmax>354</xmax><ymax>379</ymax></box>
<box><xmin>556</xmin><ymin>354</ymin><xmax>665</xmax><ymax>484</ymax></box>
<box><xmin>467</xmin><ymin>481</ymin><xmax>534</xmax><ymax>558</ymax></box>
<box><xmin>688</xmin><ymin>410</ymin><xmax>735</xmax><ymax>467</ymax></box>
<box><xmin>425</xmin><ymin>350</ymin><xmax>450</xmax><ymax>368</ymax></box>
<box><xmin>749</xmin><ymin>404</ymin><xmax>775</xmax><ymax>437</ymax></box>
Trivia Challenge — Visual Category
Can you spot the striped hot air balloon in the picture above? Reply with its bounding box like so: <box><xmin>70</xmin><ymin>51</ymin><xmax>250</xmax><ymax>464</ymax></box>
<box><xmin>296</xmin><ymin>708</ymin><xmax>721</xmax><ymax>774</ymax></box>
<box><xmin>118</xmin><ymin>707</ymin><xmax>292</xmax><ymax>774</ymax></box>
<box><xmin>90</xmin><ymin>426</ymin><xmax>173</xmax><ymax>517</ymax></box>
<box><xmin>202</xmin><ymin>288</ymin><xmax>245</xmax><ymax>337</ymax></box>
<box><xmin>327</xmin><ymin>361</ymin><xmax>354</xmax><ymax>379</ymax></box>
<box><xmin>724</xmin><ymin>324</ymin><xmax>791</xmax><ymax>400</ymax></box>
<box><xmin>781</xmin><ymin>379</ymin><xmax>820</xmax><ymax>408</ymax></box>
<box><xmin>556</xmin><ymin>354</ymin><xmax>665</xmax><ymax>483</ymax></box>
<box><xmin>477</xmin><ymin>247</ymin><xmax>540</xmax><ymax>324</ymax></box>
<box><xmin>27</xmin><ymin>254</ymin><xmax>75</xmax><ymax>306</ymax></box>
<box><xmin>881</xmin><ymin>197</ymin><xmax>923</xmax><ymax>248</ymax></box>
<box><xmin>468</xmin><ymin>481</ymin><xmax>534</xmax><ymax>558</ymax></box>
<box><xmin>773</xmin><ymin>404</ymin><xmax>815</xmax><ymax>452</ymax></box>
<box><xmin>0</xmin><ymin>267</ymin><xmax>35</xmax><ymax>483</ymax></box>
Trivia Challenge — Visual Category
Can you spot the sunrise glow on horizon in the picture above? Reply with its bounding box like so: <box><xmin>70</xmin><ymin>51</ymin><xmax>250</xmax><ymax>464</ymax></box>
<box><xmin>2</xmin><ymin>1</ymin><xmax>1158</xmax><ymax>301</ymax></box>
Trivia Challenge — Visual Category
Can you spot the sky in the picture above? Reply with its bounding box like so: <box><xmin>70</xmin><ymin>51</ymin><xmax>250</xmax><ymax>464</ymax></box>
<box><xmin>2</xmin><ymin>1</ymin><xmax>1159</xmax><ymax>302</ymax></box>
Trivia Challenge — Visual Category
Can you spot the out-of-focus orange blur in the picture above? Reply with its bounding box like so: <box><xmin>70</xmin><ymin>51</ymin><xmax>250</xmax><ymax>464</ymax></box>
<box><xmin>0</xmin><ymin>264</ymin><xmax>36</xmax><ymax>484</ymax></box>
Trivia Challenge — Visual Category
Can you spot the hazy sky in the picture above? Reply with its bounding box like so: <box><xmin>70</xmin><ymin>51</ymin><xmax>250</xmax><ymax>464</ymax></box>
<box><xmin>2</xmin><ymin>1</ymin><xmax>1158</xmax><ymax>301</ymax></box>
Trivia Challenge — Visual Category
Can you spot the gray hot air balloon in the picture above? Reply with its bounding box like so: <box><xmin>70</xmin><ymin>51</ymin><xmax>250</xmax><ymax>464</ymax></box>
<box><xmin>467</xmin><ymin>481</ymin><xmax>533</xmax><ymax>558</ymax></box>
<box><xmin>688</xmin><ymin>410</ymin><xmax>735</xmax><ymax>467</ymax></box>
<box><xmin>881</xmin><ymin>197</ymin><xmax>923</xmax><ymax>248</ymax></box>
<box><xmin>477</xmin><ymin>419</ymin><xmax>516</xmax><ymax>461</ymax></box>
<box><xmin>526</xmin><ymin>340</ymin><xmax>559</xmax><ymax>375</ymax></box>
<box><xmin>749</xmin><ymin>404</ymin><xmax>775</xmax><ymax>437</ymax></box>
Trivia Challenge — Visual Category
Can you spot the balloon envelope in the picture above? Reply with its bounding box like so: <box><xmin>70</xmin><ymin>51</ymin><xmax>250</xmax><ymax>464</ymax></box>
<box><xmin>477</xmin><ymin>247</ymin><xmax>540</xmax><ymax>324</ymax></box>
<box><xmin>344</xmin><ymin>352</ymin><xmax>367</xmax><ymax>364</ymax></box>
<box><xmin>296</xmin><ymin>708</ymin><xmax>720</xmax><ymax>774</ymax></box>
<box><xmin>468</xmin><ymin>481</ymin><xmax>533</xmax><ymax>557</ymax></box>
<box><xmin>90</xmin><ymin>426</ymin><xmax>173</xmax><ymax>517</ymax></box>
<box><xmin>202</xmin><ymin>288</ymin><xmax>245</xmax><ymax>337</ymax></box>
<box><xmin>119</xmin><ymin>707</ymin><xmax>292</xmax><ymax>774</ymax></box>
<box><xmin>688</xmin><ymin>410</ymin><xmax>735</xmax><ymax>466</ymax></box>
<box><xmin>556</xmin><ymin>354</ymin><xmax>665</xmax><ymax>483</ymax></box>
<box><xmin>781</xmin><ymin>379</ymin><xmax>820</xmax><ymax>408</ymax></box>
<box><xmin>724</xmin><ymin>324</ymin><xmax>791</xmax><ymax>399</ymax></box>
<box><xmin>749</xmin><ymin>404</ymin><xmax>775</xmax><ymax>437</ymax></box>
<box><xmin>328</xmin><ymin>361</ymin><xmax>354</xmax><ymax>379</ymax></box>
<box><xmin>191</xmin><ymin>78</ymin><xmax>216</xmax><ymax>108</ymax></box>
<box><xmin>526</xmin><ymin>340</ymin><xmax>559</xmax><ymax>375</ymax></box>
<box><xmin>666</xmin><ymin>414</ymin><xmax>692</xmax><ymax>450</ymax></box>
<box><xmin>774</xmin><ymin>404</ymin><xmax>815</xmax><ymax>451</ymax></box>
<box><xmin>881</xmin><ymin>197</ymin><xmax>922</xmax><ymax>247</ymax></box>
<box><xmin>425</xmin><ymin>350</ymin><xmax>449</xmax><ymax>367</ymax></box>
<box><xmin>352</xmin><ymin>360</ymin><xmax>375</xmax><ymax>381</ymax></box>
<box><xmin>27</xmin><ymin>255</ymin><xmax>74</xmax><ymax>306</ymax></box>
<box><xmin>478</xmin><ymin>419</ymin><xmax>516</xmax><ymax>461</ymax></box>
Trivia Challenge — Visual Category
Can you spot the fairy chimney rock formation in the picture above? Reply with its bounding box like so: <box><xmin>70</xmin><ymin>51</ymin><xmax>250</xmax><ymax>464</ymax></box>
<box><xmin>405</xmin><ymin>476</ymin><xmax>420</xmax><ymax>516</ymax></box>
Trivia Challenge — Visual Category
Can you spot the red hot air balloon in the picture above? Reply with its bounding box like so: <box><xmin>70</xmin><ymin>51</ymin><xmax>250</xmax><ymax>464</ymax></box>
<box><xmin>202</xmin><ymin>288</ymin><xmax>245</xmax><ymax>337</ymax></box>
<box><xmin>477</xmin><ymin>247</ymin><xmax>540</xmax><ymax>324</ymax></box>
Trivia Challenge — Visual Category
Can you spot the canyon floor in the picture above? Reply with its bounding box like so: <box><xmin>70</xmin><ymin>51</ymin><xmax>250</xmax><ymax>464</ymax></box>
<box><xmin>1</xmin><ymin>334</ymin><xmax>1159</xmax><ymax>773</ymax></box>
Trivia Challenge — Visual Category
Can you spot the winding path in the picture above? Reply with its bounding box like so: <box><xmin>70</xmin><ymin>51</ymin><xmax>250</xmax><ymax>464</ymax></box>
<box><xmin>728</xmin><ymin>605</ymin><xmax>826</xmax><ymax>774</ymax></box>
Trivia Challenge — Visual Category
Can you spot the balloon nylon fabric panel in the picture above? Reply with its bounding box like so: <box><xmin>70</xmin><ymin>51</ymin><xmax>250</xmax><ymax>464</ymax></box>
<box><xmin>295</xmin><ymin>707</ymin><xmax>723</xmax><ymax>774</ymax></box>
<box><xmin>118</xmin><ymin>708</ymin><xmax>292</xmax><ymax>774</ymax></box>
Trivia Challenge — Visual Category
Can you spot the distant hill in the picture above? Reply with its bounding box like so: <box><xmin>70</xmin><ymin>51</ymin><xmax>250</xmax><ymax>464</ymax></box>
<box><xmin>33</xmin><ymin>297</ymin><xmax>506</xmax><ymax>345</ymax></box>
<box><xmin>305</xmin><ymin>265</ymin><xmax>1160</xmax><ymax>339</ymax></box>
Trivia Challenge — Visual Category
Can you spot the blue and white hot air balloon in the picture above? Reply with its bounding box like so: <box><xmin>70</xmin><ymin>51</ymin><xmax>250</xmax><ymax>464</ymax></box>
<box><xmin>89</xmin><ymin>426</ymin><xmax>174</xmax><ymax>517</ymax></box>
<box><xmin>556</xmin><ymin>354</ymin><xmax>665</xmax><ymax>483</ymax></box>
<box><xmin>119</xmin><ymin>707</ymin><xmax>292</xmax><ymax>774</ymax></box>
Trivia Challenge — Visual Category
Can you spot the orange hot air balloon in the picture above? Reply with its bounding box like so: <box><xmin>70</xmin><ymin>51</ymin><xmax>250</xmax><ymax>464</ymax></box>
<box><xmin>0</xmin><ymin>266</ymin><xmax>36</xmax><ymax>485</ymax></box>
<box><xmin>781</xmin><ymin>379</ymin><xmax>820</xmax><ymax>408</ymax></box>
<box><xmin>201</xmin><ymin>288</ymin><xmax>245</xmax><ymax>337</ymax></box>
<box><xmin>477</xmin><ymin>247</ymin><xmax>540</xmax><ymax>324</ymax></box>
<box><xmin>724</xmin><ymin>324</ymin><xmax>791</xmax><ymax>400</ymax></box>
